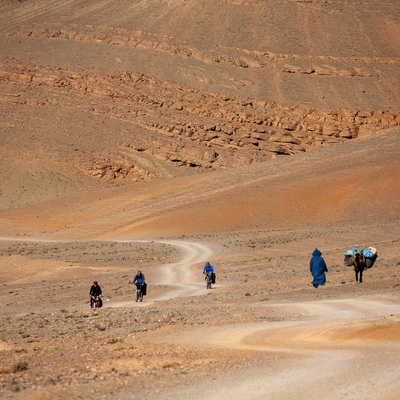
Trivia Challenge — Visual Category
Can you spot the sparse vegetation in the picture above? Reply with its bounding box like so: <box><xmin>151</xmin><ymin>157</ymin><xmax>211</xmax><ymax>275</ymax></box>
<box><xmin>13</xmin><ymin>362</ymin><xmax>28</xmax><ymax>372</ymax></box>
<box><xmin>0</xmin><ymin>240</ymin><xmax>179</xmax><ymax>268</ymax></box>
<box><xmin>107</xmin><ymin>338</ymin><xmax>123</xmax><ymax>345</ymax></box>
<box><xmin>0</xmin><ymin>1</ymin><xmax>398</xmax><ymax>399</ymax></box>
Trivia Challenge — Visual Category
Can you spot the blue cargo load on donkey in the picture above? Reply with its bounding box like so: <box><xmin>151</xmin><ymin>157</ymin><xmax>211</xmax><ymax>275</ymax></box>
<box><xmin>344</xmin><ymin>246</ymin><xmax>378</xmax><ymax>268</ymax></box>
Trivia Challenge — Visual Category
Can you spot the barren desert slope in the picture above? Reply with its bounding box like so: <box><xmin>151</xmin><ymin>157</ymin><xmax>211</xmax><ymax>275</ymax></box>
<box><xmin>0</xmin><ymin>1</ymin><xmax>400</xmax><ymax>400</ymax></box>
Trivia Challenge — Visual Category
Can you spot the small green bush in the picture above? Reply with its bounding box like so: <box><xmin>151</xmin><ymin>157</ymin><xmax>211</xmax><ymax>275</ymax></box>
<box><xmin>107</xmin><ymin>338</ymin><xmax>123</xmax><ymax>345</ymax></box>
<box><xmin>13</xmin><ymin>362</ymin><xmax>28</xmax><ymax>372</ymax></box>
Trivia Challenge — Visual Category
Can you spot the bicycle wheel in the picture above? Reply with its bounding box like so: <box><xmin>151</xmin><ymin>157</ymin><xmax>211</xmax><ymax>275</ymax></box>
<box><xmin>206</xmin><ymin>277</ymin><xmax>212</xmax><ymax>289</ymax></box>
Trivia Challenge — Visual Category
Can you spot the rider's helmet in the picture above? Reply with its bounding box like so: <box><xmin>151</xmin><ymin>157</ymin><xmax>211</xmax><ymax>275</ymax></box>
<box><xmin>137</xmin><ymin>270</ymin><xmax>142</xmax><ymax>275</ymax></box>
<box><xmin>93</xmin><ymin>281</ymin><xmax>98</xmax><ymax>285</ymax></box>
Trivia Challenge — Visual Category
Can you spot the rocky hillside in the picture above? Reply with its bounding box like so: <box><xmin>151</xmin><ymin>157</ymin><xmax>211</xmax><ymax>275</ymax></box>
<box><xmin>0</xmin><ymin>0</ymin><xmax>399</xmax><ymax>209</ymax></box>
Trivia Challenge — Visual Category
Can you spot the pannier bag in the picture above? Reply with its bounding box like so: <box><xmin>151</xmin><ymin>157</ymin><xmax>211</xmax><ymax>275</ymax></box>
<box><xmin>344</xmin><ymin>246</ymin><xmax>378</xmax><ymax>269</ymax></box>
<box><xmin>142</xmin><ymin>282</ymin><xmax>147</xmax><ymax>296</ymax></box>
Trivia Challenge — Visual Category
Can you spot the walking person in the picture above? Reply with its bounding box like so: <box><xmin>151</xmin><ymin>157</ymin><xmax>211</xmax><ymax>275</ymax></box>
<box><xmin>309</xmin><ymin>248</ymin><xmax>328</xmax><ymax>288</ymax></box>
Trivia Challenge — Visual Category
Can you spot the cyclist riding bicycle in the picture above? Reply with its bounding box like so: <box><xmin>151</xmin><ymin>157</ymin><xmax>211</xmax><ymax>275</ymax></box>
<box><xmin>132</xmin><ymin>270</ymin><xmax>147</xmax><ymax>297</ymax></box>
<box><xmin>203</xmin><ymin>262</ymin><xmax>214</xmax><ymax>275</ymax></box>
<box><xmin>89</xmin><ymin>281</ymin><xmax>102</xmax><ymax>308</ymax></box>
<box><xmin>203</xmin><ymin>261</ymin><xmax>216</xmax><ymax>287</ymax></box>
<box><xmin>133</xmin><ymin>270</ymin><xmax>145</xmax><ymax>285</ymax></box>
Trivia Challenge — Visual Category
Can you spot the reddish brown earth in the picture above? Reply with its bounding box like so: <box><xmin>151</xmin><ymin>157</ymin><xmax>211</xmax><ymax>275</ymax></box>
<box><xmin>0</xmin><ymin>1</ymin><xmax>399</xmax><ymax>399</ymax></box>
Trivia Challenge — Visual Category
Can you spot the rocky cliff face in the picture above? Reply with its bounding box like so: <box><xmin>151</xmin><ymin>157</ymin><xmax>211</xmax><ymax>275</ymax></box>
<box><xmin>0</xmin><ymin>0</ymin><xmax>399</xmax><ymax>207</ymax></box>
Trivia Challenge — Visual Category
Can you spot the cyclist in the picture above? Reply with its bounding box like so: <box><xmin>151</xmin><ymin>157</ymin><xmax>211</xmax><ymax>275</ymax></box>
<box><xmin>203</xmin><ymin>262</ymin><xmax>214</xmax><ymax>275</ymax></box>
<box><xmin>133</xmin><ymin>270</ymin><xmax>145</xmax><ymax>285</ymax></box>
<box><xmin>132</xmin><ymin>270</ymin><xmax>147</xmax><ymax>299</ymax></box>
<box><xmin>89</xmin><ymin>281</ymin><xmax>102</xmax><ymax>308</ymax></box>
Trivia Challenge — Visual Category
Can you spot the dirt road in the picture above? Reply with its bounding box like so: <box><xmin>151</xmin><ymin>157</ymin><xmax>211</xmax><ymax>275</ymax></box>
<box><xmin>153</xmin><ymin>299</ymin><xmax>400</xmax><ymax>400</ymax></box>
<box><xmin>108</xmin><ymin>239</ymin><xmax>215</xmax><ymax>307</ymax></box>
<box><xmin>101</xmin><ymin>239</ymin><xmax>400</xmax><ymax>400</ymax></box>
<box><xmin>1</xmin><ymin>236</ymin><xmax>400</xmax><ymax>399</ymax></box>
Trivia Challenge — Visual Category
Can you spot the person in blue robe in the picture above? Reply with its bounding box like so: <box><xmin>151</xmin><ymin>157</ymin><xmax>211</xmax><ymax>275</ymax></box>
<box><xmin>310</xmin><ymin>248</ymin><xmax>328</xmax><ymax>288</ymax></box>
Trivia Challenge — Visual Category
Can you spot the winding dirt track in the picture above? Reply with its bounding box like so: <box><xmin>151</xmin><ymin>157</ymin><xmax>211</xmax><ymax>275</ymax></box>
<box><xmin>0</xmin><ymin>237</ymin><xmax>215</xmax><ymax>308</ymax></box>
<box><xmin>161</xmin><ymin>299</ymin><xmax>400</xmax><ymax>400</ymax></box>
<box><xmin>1</xmin><ymin>232</ymin><xmax>400</xmax><ymax>399</ymax></box>
<box><xmin>3</xmin><ymin>237</ymin><xmax>400</xmax><ymax>400</ymax></box>
<box><xmin>105</xmin><ymin>240</ymin><xmax>400</xmax><ymax>400</ymax></box>
<box><xmin>108</xmin><ymin>239</ymin><xmax>214</xmax><ymax>307</ymax></box>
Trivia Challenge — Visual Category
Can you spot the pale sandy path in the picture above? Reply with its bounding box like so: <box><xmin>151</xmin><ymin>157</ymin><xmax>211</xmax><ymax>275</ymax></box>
<box><xmin>0</xmin><ymin>236</ymin><xmax>214</xmax><ymax>308</ymax></box>
<box><xmin>2</xmin><ymin>236</ymin><xmax>399</xmax><ymax>399</ymax></box>
<box><xmin>99</xmin><ymin>239</ymin><xmax>215</xmax><ymax>308</ymax></box>
<box><xmin>159</xmin><ymin>299</ymin><xmax>400</xmax><ymax>400</ymax></box>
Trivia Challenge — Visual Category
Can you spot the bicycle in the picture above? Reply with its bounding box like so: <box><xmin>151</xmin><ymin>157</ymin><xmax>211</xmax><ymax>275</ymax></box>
<box><xmin>90</xmin><ymin>295</ymin><xmax>102</xmax><ymax>308</ymax></box>
<box><xmin>205</xmin><ymin>272</ymin><xmax>212</xmax><ymax>289</ymax></box>
<box><xmin>135</xmin><ymin>283</ymin><xmax>144</xmax><ymax>302</ymax></box>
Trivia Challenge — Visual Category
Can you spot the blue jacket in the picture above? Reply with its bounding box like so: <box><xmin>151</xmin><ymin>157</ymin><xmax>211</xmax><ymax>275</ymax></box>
<box><xmin>310</xmin><ymin>249</ymin><xmax>328</xmax><ymax>285</ymax></box>
<box><xmin>203</xmin><ymin>264</ymin><xmax>214</xmax><ymax>274</ymax></box>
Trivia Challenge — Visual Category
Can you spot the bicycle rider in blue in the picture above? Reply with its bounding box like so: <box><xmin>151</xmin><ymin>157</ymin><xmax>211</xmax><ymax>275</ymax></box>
<box><xmin>133</xmin><ymin>270</ymin><xmax>145</xmax><ymax>286</ymax></box>
<box><xmin>203</xmin><ymin>261</ymin><xmax>214</xmax><ymax>275</ymax></box>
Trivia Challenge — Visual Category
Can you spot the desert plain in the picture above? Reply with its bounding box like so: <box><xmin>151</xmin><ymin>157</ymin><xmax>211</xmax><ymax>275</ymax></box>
<box><xmin>0</xmin><ymin>1</ymin><xmax>400</xmax><ymax>399</ymax></box>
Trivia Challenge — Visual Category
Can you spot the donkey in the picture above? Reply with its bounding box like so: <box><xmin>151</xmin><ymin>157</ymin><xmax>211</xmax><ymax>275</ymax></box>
<box><xmin>353</xmin><ymin>252</ymin><xmax>366</xmax><ymax>283</ymax></box>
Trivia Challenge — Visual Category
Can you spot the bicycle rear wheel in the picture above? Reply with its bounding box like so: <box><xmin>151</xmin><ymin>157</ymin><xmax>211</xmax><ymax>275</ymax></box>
<box><xmin>206</xmin><ymin>278</ymin><xmax>212</xmax><ymax>289</ymax></box>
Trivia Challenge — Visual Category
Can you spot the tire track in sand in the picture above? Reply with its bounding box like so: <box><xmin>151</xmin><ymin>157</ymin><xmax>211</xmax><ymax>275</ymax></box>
<box><xmin>166</xmin><ymin>299</ymin><xmax>400</xmax><ymax>400</ymax></box>
<box><xmin>106</xmin><ymin>239</ymin><xmax>214</xmax><ymax>308</ymax></box>
<box><xmin>0</xmin><ymin>236</ymin><xmax>214</xmax><ymax>308</ymax></box>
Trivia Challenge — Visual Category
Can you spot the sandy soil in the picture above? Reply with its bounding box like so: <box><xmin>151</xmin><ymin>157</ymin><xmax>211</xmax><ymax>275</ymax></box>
<box><xmin>1</xmin><ymin>194</ymin><xmax>400</xmax><ymax>400</ymax></box>
<box><xmin>0</xmin><ymin>1</ymin><xmax>399</xmax><ymax>399</ymax></box>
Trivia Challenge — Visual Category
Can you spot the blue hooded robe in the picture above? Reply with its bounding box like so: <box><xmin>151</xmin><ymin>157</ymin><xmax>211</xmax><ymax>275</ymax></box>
<box><xmin>310</xmin><ymin>248</ymin><xmax>328</xmax><ymax>287</ymax></box>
